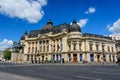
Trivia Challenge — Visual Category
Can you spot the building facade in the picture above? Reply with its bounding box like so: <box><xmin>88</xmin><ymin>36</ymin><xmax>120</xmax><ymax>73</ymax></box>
<box><xmin>109</xmin><ymin>34</ymin><xmax>120</xmax><ymax>62</ymax></box>
<box><xmin>20</xmin><ymin>20</ymin><xmax>117</xmax><ymax>63</ymax></box>
<box><xmin>109</xmin><ymin>34</ymin><xmax>120</xmax><ymax>40</ymax></box>
<box><xmin>115</xmin><ymin>40</ymin><xmax>120</xmax><ymax>60</ymax></box>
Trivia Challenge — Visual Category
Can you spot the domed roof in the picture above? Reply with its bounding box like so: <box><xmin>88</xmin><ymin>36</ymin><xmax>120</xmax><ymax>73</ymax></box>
<box><xmin>42</xmin><ymin>20</ymin><xmax>53</xmax><ymax>29</ymax></box>
<box><xmin>69</xmin><ymin>20</ymin><xmax>81</xmax><ymax>32</ymax></box>
<box><xmin>20</xmin><ymin>31</ymin><xmax>28</xmax><ymax>40</ymax></box>
<box><xmin>41</xmin><ymin>20</ymin><xmax>53</xmax><ymax>33</ymax></box>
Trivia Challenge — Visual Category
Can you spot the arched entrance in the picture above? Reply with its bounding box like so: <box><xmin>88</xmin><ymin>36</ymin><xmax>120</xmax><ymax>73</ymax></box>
<box><xmin>42</xmin><ymin>55</ymin><xmax>44</xmax><ymax>62</ymax></box>
<box><xmin>73</xmin><ymin>54</ymin><xmax>78</xmax><ymax>63</ymax></box>
<box><xmin>97</xmin><ymin>54</ymin><xmax>100</xmax><ymax>62</ymax></box>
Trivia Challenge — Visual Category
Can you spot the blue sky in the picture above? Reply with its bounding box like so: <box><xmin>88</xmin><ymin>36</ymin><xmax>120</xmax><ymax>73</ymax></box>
<box><xmin>0</xmin><ymin>0</ymin><xmax>120</xmax><ymax>50</ymax></box>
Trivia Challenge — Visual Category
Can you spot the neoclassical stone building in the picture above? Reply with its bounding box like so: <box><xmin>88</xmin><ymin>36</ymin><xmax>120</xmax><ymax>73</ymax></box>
<box><xmin>20</xmin><ymin>20</ymin><xmax>117</xmax><ymax>63</ymax></box>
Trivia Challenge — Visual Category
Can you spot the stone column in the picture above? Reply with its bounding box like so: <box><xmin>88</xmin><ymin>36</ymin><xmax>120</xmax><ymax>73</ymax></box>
<box><xmin>71</xmin><ymin>41</ymin><xmax>73</xmax><ymax>51</ymax></box>
<box><xmin>76</xmin><ymin>41</ymin><xmax>79</xmax><ymax>51</ymax></box>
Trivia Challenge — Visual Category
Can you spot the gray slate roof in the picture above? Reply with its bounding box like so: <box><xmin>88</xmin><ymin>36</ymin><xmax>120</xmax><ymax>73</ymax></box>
<box><xmin>21</xmin><ymin>20</ymin><xmax>81</xmax><ymax>39</ymax></box>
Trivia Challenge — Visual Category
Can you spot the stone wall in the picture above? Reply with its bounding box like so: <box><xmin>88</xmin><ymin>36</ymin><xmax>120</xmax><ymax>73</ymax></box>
<box><xmin>11</xmin><ymin>53</ymin><xmax>24</xmax><ymax>63</ymax></box>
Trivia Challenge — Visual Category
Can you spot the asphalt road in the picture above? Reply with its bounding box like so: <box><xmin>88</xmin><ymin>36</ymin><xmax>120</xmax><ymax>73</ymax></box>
<box><xmin>0</xmin><ymin>63</ymin><xmax>120</xmax><ymax>80</ymax></box>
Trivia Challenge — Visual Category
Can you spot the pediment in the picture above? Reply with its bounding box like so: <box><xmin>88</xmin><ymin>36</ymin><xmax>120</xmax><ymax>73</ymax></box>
<box><xmin>38</xmin><ymin>34</ymin><xmax>49</xmax><ymax>39</ymax></box>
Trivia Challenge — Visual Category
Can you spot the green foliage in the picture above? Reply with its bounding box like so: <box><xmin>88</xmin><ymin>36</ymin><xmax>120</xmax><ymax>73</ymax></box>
<box><xmin>3</xmin><ymin>49</ymin><xmax>12</xmax><ymax>60</ymax></box>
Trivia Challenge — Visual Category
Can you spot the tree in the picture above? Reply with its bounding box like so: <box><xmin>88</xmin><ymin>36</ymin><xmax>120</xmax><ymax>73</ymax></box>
<box><xmin>3</xmin><ymin>49</ymin><xmax>12</xmax><ymax>60</ymax></box>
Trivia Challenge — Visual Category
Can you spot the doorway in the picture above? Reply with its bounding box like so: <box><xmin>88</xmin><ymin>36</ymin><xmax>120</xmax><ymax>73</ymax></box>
<box><xmin>97</xmin><ymin>54</ymin><xmax>100</xmax><ymax>62</ymax></box>
<box><xmin>80</xmin><ymin>54</ymin><xmax>82</xmax><ymax>61</ymax></box>
<box><xmin>42</xmin><ymin>55</ymin><xmax>44</xmax><ymax>62</ymax></box>
<box><xmin>73</xmin><ymin>54</ymin><xmax>78</xmax><ymax>62</ymax></box>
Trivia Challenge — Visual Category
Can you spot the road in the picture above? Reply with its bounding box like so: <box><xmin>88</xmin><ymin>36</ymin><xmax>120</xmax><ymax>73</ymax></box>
<box><xmin>0</xmin><ymin>63</ymin><xmax>120</xmax><ymax>80</ymax></box>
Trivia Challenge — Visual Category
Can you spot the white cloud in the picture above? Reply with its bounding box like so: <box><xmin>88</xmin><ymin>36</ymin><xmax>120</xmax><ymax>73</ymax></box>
<box><xmin>0</xmin><ymin>0</ymin><xmax>47</xmax><ymax>23</ymax></box>
<box><xmin>108</xmin><ymin>19</ymin><xmax>120</xmax><ymax>34</ymax></box>
<box><xmin>0</xmin><ymin>39</ymin><xmax>13</xmax><ymax>51</ymax></box>
<box><xmin>85</xmin><ymin>7</ymin><xmax>96</xmax><ymax>14</ymax></box>
<box><xmin>77</xmin><ymin>19</ymin><xmax>89</xmax><ymax>28</ymax></box>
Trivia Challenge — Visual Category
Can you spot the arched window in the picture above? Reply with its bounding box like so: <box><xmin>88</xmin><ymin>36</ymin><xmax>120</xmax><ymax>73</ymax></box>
<box><xmin>46</xmin><ymin>40</ymin><xmax>49</xmax><ymax>44</ymax></box>
<box><xmin>43</xmin><ymin>46</ymin><xmax>45</xmax><ymax>52</ymax></box>
<box><xmin>39</xmin><ymin>41</ymin><xmax>42</xmax><ymax>44</ymax></box>
<box><xmin>43</xmin><ymin>41</ymin><xmax>45</xmax><ymax>44</ymax></box>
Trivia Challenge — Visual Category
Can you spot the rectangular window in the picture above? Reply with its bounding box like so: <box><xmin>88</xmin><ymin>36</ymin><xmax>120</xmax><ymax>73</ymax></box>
<box><xmin>80</xmin><ymin>54</ymin><xmax>82</xmax><ymax>61</ymax></box>
<box><xmin>109</xmin><ymin>55</ymin><xmax>111</xmax><ymax>62</ymax></box>
<box><xmin>90</xmin><ymin>54</ymin><xmax>94</xmax><ymax>62</ymax></box>
<box><xmin>31</xmin><ymin>55</ymin><xmax>33</xmax><ymax>60</ymax></box>
<box><xmin>90</xmin><ymin>45</ymin><xmax>92</xmax><ymax>51</ymax></box>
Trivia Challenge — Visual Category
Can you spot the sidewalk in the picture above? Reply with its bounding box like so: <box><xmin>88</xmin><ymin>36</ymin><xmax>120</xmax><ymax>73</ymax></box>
<box><xmin>26</xmin><ymin>62</ymin><xmax>119</xmax><ymax>66</ymax></box>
